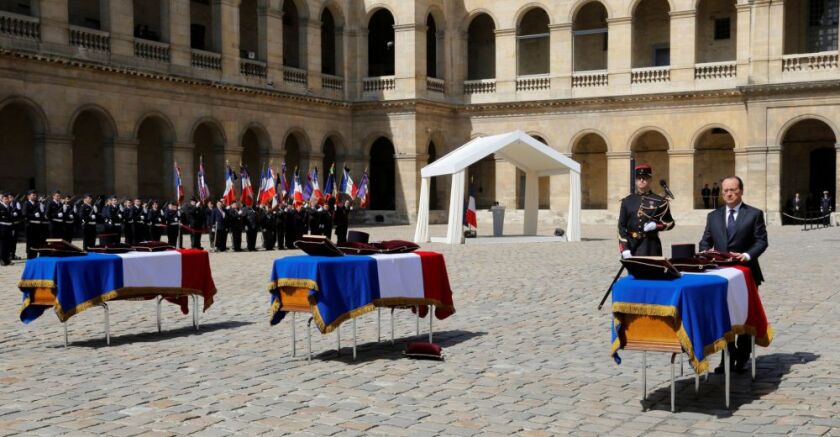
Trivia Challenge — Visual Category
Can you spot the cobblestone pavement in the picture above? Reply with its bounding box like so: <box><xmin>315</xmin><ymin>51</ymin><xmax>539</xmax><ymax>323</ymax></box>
<box><xmin>1</xmin><ymin>224</ymin><xmax>838</xmax><ymax>436</ymax></box>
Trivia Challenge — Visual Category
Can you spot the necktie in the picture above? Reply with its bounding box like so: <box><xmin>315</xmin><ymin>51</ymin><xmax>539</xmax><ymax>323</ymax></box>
<box><xmin>727</xmin><ymin>208</ymin><xmax>736</xmax><ymax>239</ymax></box>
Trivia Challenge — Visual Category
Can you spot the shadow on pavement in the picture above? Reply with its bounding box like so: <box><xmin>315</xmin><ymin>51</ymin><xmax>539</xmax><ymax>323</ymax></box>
<box><xmin>64</xmin><ymin>320</ymin><xmax>255</xmax><ymax>348</ymax></box>
<box><xmin>641</xmin><ymin>352</ymin><xmax>819</xmax><ymax>416</ymax></box>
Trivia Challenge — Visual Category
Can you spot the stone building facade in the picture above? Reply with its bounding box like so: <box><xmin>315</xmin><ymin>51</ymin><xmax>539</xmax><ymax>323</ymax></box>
<box><xmin>0</xmin><ymin>0</ymin><xmax>838</xmax><ymax>226</ymax></box>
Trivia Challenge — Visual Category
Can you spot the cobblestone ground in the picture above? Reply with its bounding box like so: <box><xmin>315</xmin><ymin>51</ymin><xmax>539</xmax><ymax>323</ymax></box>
<box><xmin>1</xmin><ymin>224</ymin><xmax>838</xmax><ymax>436</ymax></box>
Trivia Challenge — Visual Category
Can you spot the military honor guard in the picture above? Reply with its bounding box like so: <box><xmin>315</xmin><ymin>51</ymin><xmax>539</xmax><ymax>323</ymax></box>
<box><xmin>229</xmin><ymin>201</ymin><xmax>243</xmax><ymax>251</ymax></box>
<box><xmin>334</xmin><ymin>199</ymin><xmax>352</xmax><ymax>243</ymax></box>
<box><xmin>820</xmin><ymin>190</ymin><xmax>833</xmax><ymax>225</ymax></box>
<box><xmin>149</xmin><ymin>200</ymin><xmax>164</xmax><ymax>241</ymax></box>
<box><xmin>132</xmin><ymin>198</ymin><xmax>150</xmax><ymax>243</ymax></box>
<box><xmin>242</xmin><ymin>203</ymin><xmax>258</xmax><ymax>251</ymax></box>
<box><xmin>62</xmin><ymin>194</ymin><xmax>76</xmax><ymax>242</ymax></box>
<box><xmin>212</xmin><ymin>199</ymin><xmax>228</xmax><ymax>252</ymax></box>
<box><xmin>46</xmin><ymin>190</ymin><xmax>64</xmax><ymax>239</ymax></box>
<box><xmin>22</xmin><ymin>190</ymin><xmax>45</xmax><ymax>259</ymax></box>
<box><xmin>79</xmin><ymin>194</ymin><xmax>98</xmax><ymax>250</ymax></box>
<box><xmin>0</xmin><ymin>192</ymin><xmax>16</xmax><ymax>265</ymax></box>
<box><xmin>164</xmin><ymin>202</ymin><xmax>181</xmax><ymax>247</ymax></box>
<box><xmin>260</xmin><ymin>205</ymin><xmax>277</xmax><ymax>250</ymax></box>
<box><xmin>101</xmin><ymin>195</ymin><xmax>124</xmax><ymax>245</ymax></box>
<box><xmin>187</xmin><ymin>197</ymin><xmax>206</xmax><ymax>249</ymax></box>
<box><xmin>617</xmin><ymin>164</ymin><xmax>675</xmax><ymax>257</ymax></box>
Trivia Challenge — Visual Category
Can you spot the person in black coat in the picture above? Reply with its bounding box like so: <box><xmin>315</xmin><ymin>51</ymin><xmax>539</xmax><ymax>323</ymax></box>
<box><xmin>819</xmin><ymin>190</ymin><xmax>833</xmax><ymax>225</ymax></box>
<box><xmin>21</xmin><ymin>190</ymin><xmax>45</xmax><ymax>259</ymax></box>
<box><xmin>101</xmin><ymin>196</ymin><xmax>124</xmax><ymax>246</ymax></box>
<box><xmin>229</xmin><ymin>202</ymin><xmax>243</xmax><ymax>251</ymax></box>
<box><xmin>0</xmin><ymin>192</ymin><xmax>15</xmax><ymax>265</ymax></box>
<box><xmin>187</xmin><ymin>198</ymin><xmax>205</xmax><ymax>249</ymax></box>
<box><xmin>205</xmin><ymin>200</ymin><xmax>216</xmax><ymax>248</ymax></box>
<box><xmin>285</xmin><ymin>206</ymin><xmax>298</xmax><ymax>249</ymax></box>
<box><xmin>61</xmin><ymin>194</ymin><xmax>77</xmax><ymax>243</ymax></box>
<box><xmin>163</xmin><ymin>203</ymin><xmax>181</xmax><ymax>247</ymax></box>
<box><xmin>334</xmin><ymin>199</ymin><xmax>352</xmax><ymax>243</ymax></box>
<box><xmin>121</xmin><ymin>199</ymin><xmax>135</xmax><ymax>245</ymax></box>
<box><xmin>275</xmin><ymin>205</ymin><xmax>287</xmax><ymax>249</ymax></box>
<box><xmin>132</xmin><ymin>199</ymin><xmax>149</xmax><ymax>243</ymax></box>
<box><xmin>78</xmin><ymin>194</ymin><xmax>98</xmax><ymax>250</ymax></box>
<box><xmin>242</xmin><ymin>204</ymin><xmax>258</xmax><ymax>251</ymax></box>
<box><xmin>699</xmin><ymin>175</ymin><xmax>769</xmax><ymax>374</ymax></box>
<box><xmin>261</xmin><ymin>206</ymin><xmax>276</xmax><ymax>250</ymax></box>
<box><xmin>149</xmin><ymin>200</ymin><xmax>164</xmax><ymax>241</ymax></box>
<box><xmin>212</xmin><ymin>200</ymin><xmax>228</xmax><ymax>251</ymax></box>
<box><xmin>321</xmin><ymin>200</ymin><xmax>334</xmax><ymax>240</ymax></box>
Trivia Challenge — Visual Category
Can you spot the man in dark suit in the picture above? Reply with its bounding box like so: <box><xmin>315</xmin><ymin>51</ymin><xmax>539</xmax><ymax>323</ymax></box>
<box><xmin>819</xmin><ymin>190</ymin><xmax>833</xmax><ymax>226</ymax></box>
<box><xmin>699</xmin><ymin>175</ymin><xmax>768</xmax><ymax>374</ymax></box>
<box><xmin>701</xmin><ymin>184</ymin><xmax>711</xmax><ymax>209</ymax></box>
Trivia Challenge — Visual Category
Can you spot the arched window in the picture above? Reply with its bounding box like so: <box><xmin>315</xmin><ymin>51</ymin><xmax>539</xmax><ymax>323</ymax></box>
<box><xmin>693</xmin><ymin>128</ymin><xmax>735</xmax><ymax>209</ymax></box>
<box><xmin>72</xmin><ymin>110</ymin><xmax>114</xmax><ymax>195</ymax></box>
<box><xmin>137</xmin><ymin>117</ymin><xmax>173</xmax><ymax>200</ymax></box>
<box><xmin>193</xmin><ymin>123</ymin><xmax>225</xmax><ymax>199</ymax></box>
<box><xmin>695</xmin><ymin>0</ymin><xmax>736</xmax><ymax>63</ymax></box>
<box><xmin>517</xmin><ymin>8</ymin><xmax>550</xmax><ymax>76</ymax></box>
<box><xmin>369</xmin><ymin>137</ymin><xmax>395</xmax><ymax>210</ymax></box>
<box><xmin>133</xmin><ymin>0</ymin><xmax>163</xmax><ymax>42</ymax></box>
<box><xmin>368</xmin><ymin>9</ymin><xmax>395</xmax><ymax>76</ymax></box>
<box><xmin>632</xmin><ymin>0</ymin><xmax>670</xmax><ymax>67</ymax></box>
<box><xmin>283</xmin><ymin>0</ymin><xmax>302</xmax><ymax>68</ymax></box>
<box><xmin>241</xmin><ymin>129</ymin><xmax>263</xmax><ymax>181</ymax></box>
<box><xmin>0</xmin><ymin>102</ymin><xmax>43</xmax><ymax>192</ymax></box>
<box><xmin>573</xmin><ymin>2</ymin><xmax>608</xmax><ymax>71</ymax></box>
<box><xmin>321</xmin><ymin>8</ymin><xmax>338</xmax><ymax>75</ymax></box>
<box><xmin>572</xmin><ymin>133</ymin><xmax>608</xmax><ymax>209</ymax></box>
<box><xmin>426</xmin><ymin>14</ymin><xmax>440</xmax><ymax>78</ymax></box>
<box><xmin>784</xmin><ymin>0</ymin><xmax>839</xmax><ymax>54</ymax></box>
<box><xmin>284</xmin><ymin>134</ymin><xmax>302</xmax><ymax>174</ymax></box>
<box><xmin>781</xmin><ymin>119</ymin><xmax>837</xmax><ymax>217</ymax></box>
<box><xmin>467</xmin><ymin>14</ymin><xmax>496</xmax><ymax>80</ymax></box>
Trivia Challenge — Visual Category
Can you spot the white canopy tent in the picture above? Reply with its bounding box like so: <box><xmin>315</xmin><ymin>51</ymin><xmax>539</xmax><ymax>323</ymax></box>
<box><xmin>414</xmin><ymin>130</ymin><xmax>582</xmax><ymax>244</ymax></box>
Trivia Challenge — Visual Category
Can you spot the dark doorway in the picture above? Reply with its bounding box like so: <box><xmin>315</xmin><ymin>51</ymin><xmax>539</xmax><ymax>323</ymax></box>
<box><xmin>369</xmin><ymin>137</ymin><xmax>395</xmax><ymax>210</ymax></box>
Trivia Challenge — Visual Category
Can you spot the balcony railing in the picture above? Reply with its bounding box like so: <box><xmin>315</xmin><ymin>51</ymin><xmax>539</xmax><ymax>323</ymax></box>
<box><xmin>572</xmin><ymin>70</ymin><xmax>608</xmax><ymax>88</ymax></box>
<box><xmin>69</xmin><ymin>25</ymin><xmax>110</xmax><ymax>52</ymax></box>
<box><xmin>191</xmin><ymin>49</ymin><xmax>221</xmax><ymax>70</ymax></box>
<box><xmin>240</xmin><ymin>59</ymin><xmax>267</xmax><ymax>78</ymax></box>
<box><xmin>463</xmin><ymin>79</ymin><xmax>496</xmax><ymax>95</ymax></box>
<box><xmin>322</xmin><ymin>74</ymin><xmax>344</xmax><ymax>91</ymax></box>
<box><xmin>516</xmin><ymin>74</ymin><xmax>550</xmax><ymax>91</ymax></box>
<box><xmin>695</xmin><ymin>61</ymin><xmax>736</xmax><ymax>80</ymax></box>
<box><xmin>0</xmin><ymin>11</ymin><xmax>39</xmax><ymax>40</ymax></box>
<box><xmin>782</xmin><ymin>51</ymin><xmax>839</xmax><ymax>72</ymax></box>
<box><xmin>426</xmin><ymin>77</ymin><xmax>445</xmax><ymax>93</ymax></box>
<box><xmin>134</xmin><ymin>38</ymin><xmax>170</xmax><ymax>63</ymax></box>
<box><xmin>363</xmin><ymin>76</ymin><xmax>396</xmax><ymax>92</ymax></box>
<box><xmin>631</xmin><ymin>66</ymin><xmax>670</xmax><ymax>84</ymax></box>
<box><xmin>283</xmin><ymin>66</ymin><xmax>307</xmax><ymax>85</ymax></box>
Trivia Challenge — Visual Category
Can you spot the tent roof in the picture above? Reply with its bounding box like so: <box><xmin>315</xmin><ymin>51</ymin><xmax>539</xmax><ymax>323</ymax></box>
<box><xmin>421</xmin><ymin>130</ymin><xmax>581</xmax><ymax>178</ymax></box>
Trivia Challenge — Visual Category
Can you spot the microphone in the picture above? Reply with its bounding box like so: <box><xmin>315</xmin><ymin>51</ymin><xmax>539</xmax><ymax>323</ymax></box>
<box><xmin>660</xmin><ymin>179</ymin><xmax>675</xmax><ymax>199</ymax></box>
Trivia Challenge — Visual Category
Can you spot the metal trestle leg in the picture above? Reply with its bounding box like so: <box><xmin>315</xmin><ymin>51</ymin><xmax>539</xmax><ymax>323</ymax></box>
<box><xmin>156</xmin><ymin>296</ymin><xmax>163</xmax><ymax>333</ymax></box>
<box><xmin>307</xmin><ymin>317</ymin><xmax>312</xmax><ymax>361</ymax></box>
<box><xmin>352</xmin><ymin>317</ymin><xmax>357</xmax><ymax>361</ymax></box>
<box><xmin>751</xmin><ymin>335</ymin><xmax>756</xmax><ymax>381</ymax></box>
<box><xmin>429</xmin><ymin>305</ymin><xmax>434</xmax><ymax>343</ymax></box>
<box><xmin>336</xmin><ymin>325</ymin><xmax>340</xmax><ymax>356</ymax></box>
<box><xmin>390</xmin><ymin>308</ymin><xmax>395</xmax><ymax>345</ymax></box>
<box><xmin>64</xmin><ymin>321</ymin><xmax>68</xmax><ymax>348</ymax></box>
<box><xmin>642</xmin><ymin>351</ymin><xmax>647</xmax><ymax>403</ymax></box>
<box><xmin>377</xmin><ymin>308</ymin><xmax>381</xmax><ymax>343</ymax></box>
<box><xmin>415</xmin><ymin>306</ymin><xmax>420</xmax><ymax>337</ymax></box>
<box><xmin>724</xmin><ymin>347</ymin><xmax>730</xmax><ymax>409</ymax></box>
<box><xmin>102</xmin><ymin>303</ymin><xmax>110</xmax><ymax>346</ymax></box>
<box><xmin>291</xmin><ymin>312</ymin><xmax>296</xmax><ymax>357</ymax></box>
<box><xmin>670</xmin><ymin>353</ymin><xmax>676</xmax><ymax>412</ymax></box>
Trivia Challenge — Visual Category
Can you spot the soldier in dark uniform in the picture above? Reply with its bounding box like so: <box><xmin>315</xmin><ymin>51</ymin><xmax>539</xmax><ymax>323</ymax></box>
<box><xmin>242</xmin><ymin>203</ymin><xmax>258</xmax><ymax>251</ymax></box>
<box><xmin>0</xmin><ymin>192</ymin><xmax>15</xmax><ymax>265</ymax></box>
<box><xmin>22</xmin><ymin>190</ymin><xmax>45</xmax><ymax>259</ymax></box>
<box><xmin>164</xmin><ymin>202</ymin><xmax>181</xmax><ymax>247</ymax></box>
<box><xmin>132</xmin><ymin>198</ymin><xmax>149</xmax><ymax>243</ymax></box>
<box><xmin>101</xmin><ymin>195</ymin><xmax>124</xmax><ymax>246</ymax></box>
<box><xmin>321</xmin><ymin>199</ymin><xmax>334</xmax><ymax>240</ymax></box>
<box><xmin>334</xmin><ymin>199</ymin><xmax>352</xmax><ymax>243</ymax></box>
<box><xmin>710</xmin><ymin>182</ymin><xmax>720</xmax><ymax>209</ymax></box>
<box><xmin>205</xmin><ymin>200</ymin><xmax>216</xmax><ymax>248</ymax></box>
<box><xmin>820</xmin><ymin>190</ymin><xmax>833</xmax><ymax>226</ymax></box>
<box><xmin>149</xmin><ymin>200</ymin><xmax>164</xmax><ymax>241</ymax></box>
<box><xmin>78</xmin><ymin>194</ymin><xmax>98</xmax><ymax>250</ymax></box>
<box><xmin>261</xmin><ymin>205</ymin><xmax>276</xmax><ymax>250</ymax></box>
<box><xmin>229</xmin><ymin>201</ymin><xmax>243</xmax><ymax>251</ymax></box>
<box><xmin>46</xmin><ymin>190</ymin><xmax>64</xmax><ymax>239</ymax></box>
<box><xmin>10</xmin><ymin>194</ymin><xmax>23</xmax><ymax>260</ymax></box>
<box><xmin>121</xmin><ymin>199</ymin><xmax>135</xmax><ymax>245</ymax></box>
<box><xmin>212</xmin><ymin>200</ymin><xmax>228</xmax><ymax>251</ymax></box>
<box><xmin>187</xmin><ymin>197</ymin><xmax>206</xmax><ymax>249</ymax></box>
<box><xmin>618</xmin><ymin>164</ymin><xmax>675</xmax><ymax>257</ymax></box>
<box><xmin>62</xmin><ymin>194</ymin><xmax>77</xmax><ymax>243</ymax></box>
<box><xmin>275</xmin><ymin>204</ymin><xmax>287</xmax><ymax>249</ymax></box>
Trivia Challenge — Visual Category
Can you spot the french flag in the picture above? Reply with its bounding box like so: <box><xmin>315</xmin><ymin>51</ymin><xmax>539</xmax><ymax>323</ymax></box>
<box><xmin>174</xmin><ymin>161</ymin><xmax>184</xmax><ymax>206</ymax></box>
<box><xmin>197</xmin><ymin>156</ymin><xmax>210</xmax><ymax>203</ymax></box>
<box><xmin>240</xmin><ymin>165</ymin><xmax>254</xmax><ymax>207</ymax></box>
<box><xmin>324</xmin><ymin>164</ymin><xmax>336</xmax><ymax>201</ymax></box>
<box><xmin>309</xmin><ymin>167</ymin><xmax>322</xmax><ymax>202</ymax></box>
<box><xmin>464</xmin><ymin>178</ymin><xmax>477</xmax><ymax>229</ymax></box>
<box><xmin>339</xmin><ymin>167</ymin><xmax>355</xmax><ymax>200</ymax></box>
<box><xmin>222</xmin><ymin>164</ymin><xmax>237</xmax><ymax>205</ymax></box>
<box><xmin>262</xmin><ymin>167</ymin><xmax>277</xmax><ymax>207</ymax></box>
<box><xmin>292</xmin><ymin>168</ymin><xmax>304</xmax><ymax>206</ymax></box>
<box><xmin>356</xmin><ymin>170</ymin><xmax>370</xmax><ymax>208</ymax></box>
<box><xmin>278</xmin><ymin>162</ymin><xmax>289</xmax><ymax>202</ymax></box>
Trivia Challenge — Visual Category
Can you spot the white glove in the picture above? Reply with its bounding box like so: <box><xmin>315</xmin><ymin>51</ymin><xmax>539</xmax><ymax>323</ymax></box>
<box><xmin>34</xmin><ymin>212</ymin><xmax>40</xmax><ymax>218</ymax></box>
<box><xmin>643</xmin><ymin>222</ymin><xmax>657</xmax><ymax>232</ymax></box>
<box><xmin>621</xmin><ymin>250</ymin><xmax>632</xmax><ymax>259</ymax></box>
<box><xmin>58</xmin><ymin>212</ymin><xmax>63</xmax><ymax>218</ymax></box>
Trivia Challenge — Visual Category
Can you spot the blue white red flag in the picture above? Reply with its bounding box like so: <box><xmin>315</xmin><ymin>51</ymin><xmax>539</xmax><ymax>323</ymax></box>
<box><xmin>324</xmin><ymin>164</ymin><xmax>336</xmax><ymax>200</ymax></box>
<box><xmin>309</xmin><ymin>167</ymin><xmax>322</xmax><ymax>203</ymax></box>
<box><xmin>174</xmin><ymin>161</ymin><xmax>184</xmax><ymax>206</ymax></box>
<box><xmin>223</xmin><ymin>164</ymin><xmax>237</xmax><ymax>205</ymax></box>
<box><xmin>356</xmin><ymin>170</ymin><xmax>370</xmax><ymax>208</ymax></box>
<box><xmin>464</xmin><ymin>178</ymin><xmax>477</xmax><ymax>229</ymax></box>
<box><xmin>339</xmin><ymin>167</ymin><xmax>355</xmax><ymax>200</ymax></box>
<box><xmin>197</xmin><ymin>156</ymin><xmax>210</xmax><ymax>203</ymax></box>
<box><xmin>279</xmin><ymin>162</ymin><xmax>289</xmax><ymax>201</ymax></box>
<box><xmin>240</xmin><ymin>165</ymin><xmax>254</xmax><ymax>207</ymax></box>
<box><xmin>261</xmin><ymin>167</ymin><xmax>277</xmax><ymax>206</ymax></box>
<box><xmin>292</xmin><ymin>168</ymin><xmax>304</xmax><ymax>206</ymax></box>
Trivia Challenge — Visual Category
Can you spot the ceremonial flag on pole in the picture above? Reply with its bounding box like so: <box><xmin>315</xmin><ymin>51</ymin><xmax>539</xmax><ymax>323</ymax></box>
<box><xmin>464</xmin><ymin>177</ymin><xmax>478</xmax><ymax>229</ymax></box>
<box><xmin>302</xmin><ymin>168</ymin><xmax>313</xmax><ymax>201</ymax></box>
<box><xmin>174</xmin><ymin>161</ymin><xmax>184</xmax><ymax>206</ymax></box>
<box><xmin>197</xmin><ymin>155</ymin><xmax>210</xmax><ymax>203</ymax></box>
<box><xmin>356</xmin><ymin>169</ymin><xmax>370</xmax><ymax>208</ymax></box>
<box><xmin>223</xmin><ymin>164</ymin><xmax>237</xmax><ymax>205</ymax></box>
<box><xmin>339</xmin><ymin>166</ymin><xmax>355</xmax><ymax>200</ymax></box>
<box><xmin>240</xmin><ymin>165</ymin><xmax>254</xmax><ymax>207</ymax></box>
<box><xmin>324</xmin><ymin>164</ymin><xmax>336</xmax><ymax>201</ymax></box>
<box><xmin>260</xmin><ymin>166</ymin><xmax>277</xmax><ymax>206</ymax></box>
<box><xmin>279</xmin><ymin>162</ymin><xmax>289</xmax><ymax>202</ymax></box>
<box><xmin>292</xmin><ymin>168</ymin><xmax>304</xmax><ymax>206</ymax></box>
<box><xmin>309</xmin><ymin>167</ymin><xmax>322</xmax><ymax>203</ymax></box>
<box><xmin>256</xmin><ymin>165</ymin><xmax>267</xmax><ymax>205</ymax></box>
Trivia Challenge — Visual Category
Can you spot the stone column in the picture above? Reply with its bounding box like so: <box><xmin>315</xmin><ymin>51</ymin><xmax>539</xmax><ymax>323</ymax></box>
<box><xmin>740</xmin><ymin>145</ymin><xmax>771</xmax><ymax>217</ymax></box>
<box><xmin>306</xmin><ymin>18</ymin><xmax>322</xmax><ymax>91</ymax></box>
<box><xmin>39</xmin><ymin>0</ymin><xmax>70</xmax><ymax>53</ymax></box>
<box><xmin>835</xmin><ymin>144</ymin><xmax>840</xmax><ymax>213</ymax></box>
<box><xmin>264</xmin><ymin>6</ymin><xmax>283</xmax><ymax>86</ymax></box>
<box><xmin>172</xmin><ymin>143</ymin><xmax>195</xmax><ymax>199</ymax></box>
<box><xmin>667</xmin><ymin>149</ymin><xmax>694</xmax><ymax>213</ymax></box>
<box><xmin>495</xmin><ymin>28</ymin><xmax>517</xmax><ymax>96</ymax></box>
<box><xmin>394</xmin><ymin>23</ymin><xmax>421</xmax><ymax>97</ymax></box>
<box><xmin>606</xmin><ymin>152</ymin><xmax>631</xmax><ymax>212</ymax></box>
<box><xmin>607</xmin><ymin>17</ymin><xmax>632</xmax><ymax>88</ymax></box>
<box><xmin>395</xmin><ymin>153</ymin><xmax>422</xmax><ymax>223</ymax></box>
<box><xmin>166</xmin><ymin>0</ymin><xmax>192</xmax><ymax>71</ymax></box>
<box><xmin>749</xmin><ymin>1</ymin><xmax>772</xmax><ymax>84</ymax></box>
<box><xmin>104</xmin><ymin>0</ymin><xmax>134</xmax><ymax>59</ymax></box>
<box><xmin>494</xmin><ymin>157</ymin><xmax>517</xmax><ymax>209</ymax></box>
<box><xmin>305</xmin><ymin>152</ymin><xmax>325</xmax><ymax>176</ymax></box>
<box><xmin>735</xmin><ymin>3</ymin><xmax>752</xmax><ymax>82</ymax></box>
<box><xmin>217</xmin><ymin>0</ymin><xmax>242</xmax><ymax>82</ymax></box>
<box><xmin>450</xmin><ymin>31</ymin><xmax>467</xmax><ymax>96</ymax></box>
<box><xmin>112</xmin><ymin>139</ymin><xmax>139</xmax><ymax>198</ymax></box>
<box><xmin>669</xmin><ymin>10</ymin><xmax>696</xmax><ymax>84</ymax></box>
<box><xmin>766</xmin><ymin>0</ymin><xmax>785</xmax><ymax>83</ymax></box>
<box><xmin>43</xmin><ymin>135</ymin><xmax>73</xmax><ymax>193</ymax></box>
<box><xmin>550</xmin><ymin>23</ymin><xmax>572</xmax><ymax>95</ymax></box>
<box><xmin>764</xmin><ymin>146</ymin><xmax>780</xmax><ymax>223</ymax></box>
